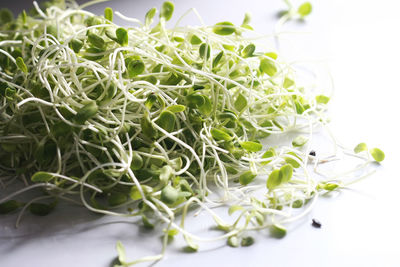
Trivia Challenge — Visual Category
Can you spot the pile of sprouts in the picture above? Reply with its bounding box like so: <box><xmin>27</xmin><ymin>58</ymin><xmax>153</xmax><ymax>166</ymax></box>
<box><xmin>0</xmin><ymin>0</ymin><xmax>384</xmax><ymax>265</ymax></box>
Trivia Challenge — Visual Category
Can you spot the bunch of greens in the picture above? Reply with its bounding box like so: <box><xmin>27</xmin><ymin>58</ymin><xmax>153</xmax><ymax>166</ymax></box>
<box><xmin>0</xmin><ymin>1</ymin><xmax>384</xmax><ymax>265</ymax></box>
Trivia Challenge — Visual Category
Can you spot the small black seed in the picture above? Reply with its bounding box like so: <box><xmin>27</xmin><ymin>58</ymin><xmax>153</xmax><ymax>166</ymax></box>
<box><xmin>312</xmin><ymin>218</ymin><xmax>321</xmax><ymax>228</ymax></box>
<box><xmin>309</xmin><ymin>150</ymin><xmax>316</xmax><ymax>157</ymax></box>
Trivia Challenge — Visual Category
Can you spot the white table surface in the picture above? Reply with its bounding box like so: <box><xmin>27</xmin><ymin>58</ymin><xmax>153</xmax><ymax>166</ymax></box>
<box><xmin>1</xmin><ymin>0</ymin><xmax>399</xmax><ymax>267</ymax></box>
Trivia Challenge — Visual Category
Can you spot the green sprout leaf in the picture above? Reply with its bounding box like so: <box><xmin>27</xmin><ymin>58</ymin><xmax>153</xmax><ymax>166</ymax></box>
<box><xmin>280</xmin><ymin>164</ymin><xmax>293</xmax><ymax>183</ymax></box>
<box><xmin>267</xmin><ymin>164</ymin><xmax>293</xmax><ymax>190</ymax></box>
<box><xmin>199</xmin><ymin>43</ymin><xmax>211</xmax><ymax>59</ymax></box>
<box><xmin>292</xmin><ymin>135</ymin><xmax>308</xmax><ymax>147</ymax></box>
<box><xmin>156</xmin><ymin>110</ymin><xmax>176</xmax><ymax>132</ymax></box>
<box><xmin>285</xmin><ymin>152</ymin><xmax>301</xmax><ymax>168</ymax></box>
<box><xmin>241</xmin><ymin>44</ymin><xmax>255</xmax><ymax>58</ymax></box>
<box><xmin>116</xmin><ymin>241</ymin><xmax>127</xmax><ymax>264</ymax></box>
<box><xmin>160</xmin><ymin>1</ymin><xmax>174</xmax><ymax>21</ymax></box>
<box><xmin>166</xmin><ymin>104</ymin><xmax>186</xmax><ymax>113</ymax></box>
<box><xmin>239</xmin><ymin>170</ymin><xmax>257</xmax><ymax>185</ymax></box>
<box><xmin>108</xmin><ymin>192</ymin><xmax>127</xmax><ymax>206</ymax></box>
<box><xmin>316</xmin><ymin>95</ymin><xmax>330</xmax><ymax>104</ymax></box>
<box><xmin>31</xmin><ymin>171</ymin><xmax>54</xmax><ymax>182</ymax></box>
<box><xmin>211</xmin><ymin>128</ymin><xmax>232</xmax><ymax>141</ymax></box>
<box><xmin>70</xmin><ymin>39</ymin><xmax>83</xmax><ymax>53</ymax></box>
<box><xmin>212</xmin><ymin>51</ymin><xmax>224</xmax><ymax>68</ymax></box>
<box><xmin>141</xmin><ymin>116</ymin><xmax>158</xmax><ymax>139</ymax></box>
<box><xmin>104</xmin><ymin>7</ymin><xmax>113</xmax><ymax>22</ymax></box>
<box><xmin>283</xmin><ymin>77</ymin><xmax>295</xmax><ymax>89</ymax></box>
<box><xmin>161</xmin><ymin>185</ymin><xmax>179</xmax><ymax>205</ymax></box>
<box><xmin>370</xmin><ymin>148</ymin><xmax>385</xmax><ymax>162</ymax></box>
<box><xmin>354</xmin><ymin>142</ymin><xmax>368</xmax><ymax>153</ymax></box>
<box><xmin>241</xmin><ymin>236</ymin><xmax>254</xmax><ymax>247</ymax></box>
<box><xmin>228</xmin><ymin>205</ymin><xmax>244</xmax><ymax>215</ymax></box>
<box><xmin>213</xmin><ymin>22</ymin><xmax>235</xmax><ymax>35</ymax></box>
<box><xmin>74</xmin><ymin>101</ymin><xmax>98</xmax><ymax>124</ymax></box>
<box><xmin>145</xmin><ymin>7</ymin><xmax>157</xmax><ymax>26</ymax></box>
<box><xmin>127</xmin><ymin>60</ymin><xmax>145</xmax><ymax>78</ymax></box>
<box><xmin>270</xmin><ymin>224</ymin><xmax>287</xmax><ymax>238</ymax></box>
<box><xmin>298</xmin><ymin>2</ymin><xmax>312</xmax><ymax>18</ymax></box>
<box><xmin>239</xmin><ymin>141</ymin><xmax>262</xmax><ymax>152</ymax></box>
<box><xmin>88</xmin><ymin>33</ymin><xmax>105</xmax><ymax>49</ymax></box>
<box><xmin>0</xmin><ymin>8</ymin><xmax>13</xmax><ymax>24</ymax></box>
<box><xmin>29</xmin><ymin>202</ymin><xmax>54</xmax><ymax>216</ymax></box>
<box><xmin>0</xmin><ymin>200</ymin><xmax>20</xmax><ymax>214</ymax></box>
<box><xmin>260</xmin><ymin>58</ymin><xmax>277</xmax><ymax>76</ymax></box>
<box><xmin>16</xmin><ymin>57</ymin><xmax>28</xmax><ymax>73</ymax></box>
<box><xmin>190</xmin><ymin>34</ymin><xmax>202</xmax><ymax>45</ymax></box>
<box><xmin>234</xmin><ymin>93</ymin><xmax>248</xmax><ymax>112</ymax></box>
<box><xmin>116</xmin><ymin>28</ymin><xmax>128</xmax><ymax>46</ymax></box>
<box><xmin>227</xmin><ymin>236</ymin><xmax>240</xmax><ymax>247</ymax></box>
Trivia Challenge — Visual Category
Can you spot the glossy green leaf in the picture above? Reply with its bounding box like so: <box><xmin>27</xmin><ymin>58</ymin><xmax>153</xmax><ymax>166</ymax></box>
<box><xmin>0</xmin><ymin>8</ymin><xmax>13</xmax><ymax>24</ymax></box>
<box><xmin>116</xmin><ymin>241</ymin><xmax>126</xmax><ymax>264</ymax></box>
<box><xmin>145</xmin><ymin>7</ymin><xmax>157</xmax><ymax>26</ymax></box>
<box><xmin>83</xmin><ymin>47</ymin><xmax>104</xmax><ymax>60</ymax></box>
<box><xmin>199</xmin><ymin>43</ymin><xmax>211</xmax><ymax>59</ymax></box>
<box><xmin>74</xmin><ymin>101</ymin><xmax>98</xmax><ymax>124</ymax></box>
<box><xmin>266</xmin><ymin>169</ymin><xmax>280</xmax><ymax>190</ymax></box>
<box><xmin>234</xmin><ymin>93</ymin><xmax>247</xmax><ymax>112</ymax></box>
<box><xmin>159</xmin><ymin>165</ymin><xmax>173</xmax><ymax>185</ymax></box>
<box><xmin>284</xmin><ymin>152</ymin><xmax>301</xmax><ymax>168</ymax></box>
<box><xmin>270</xmin><ymin>224</ymin><xmax>287</xmax><ymax>238</ymax></box>
<box><xmin>298</xmin><ymin>2</ymin><xmax>312</xmax><ymax>18</ymax></box>
<box><xmin>241</xmin><ymin>236</ymin><xmax>254</xmax><ymax>247</ymax></box>
<box><xmin>130</xmin><ymin>151</ymin><xmax>143</xmax><ymax>170</ymax></box>
<box><xmin>160</xmin><ymin>1</ymin><xmax>174</xmax><ymax>21</ymax></box>
<box><xmin>190</xmin><ymin>35</ymin><xmax>202</xmax><ymax>45</ymax></box>
<box><xmin>156</xmin><ymin>110</ymin><xmax>176</xmax><ymax>132</ymax></box>
<box><xmin>212</xmin><ymin>51</ymin><xmax>224</xmax><ymax>68</ymax></box>
<box><xmin>213</xmin><ymin>22</ymin><xmax>235</xmax><ymax>35</ymax></box>
<box><xmin>104</xmin><ymin>7</ymin><xmax>113</xmax><ymax>22</ymax></box>
<box><xmin>321</xmin><ymin>183</ymin><xmax>339</xmax><ymax>191</ymax></box>
<box><xmin>211</xmin><ymin>128</ymin><xmax>232</xmax><ymax>141</ymax></box>
<box><xmin>227</xmin><ymin>236</ymin><xmax>240</xmax><ymax>247</ymax></box>
<box><xmin>280</xmin><ymin>164</ymin><xmax>293</xmax><ymax>183</ymax></box>
<box><xmin>70</xmin><ymin>39</ymin><xmax>83</xmax><ymax>53</ymax></box>
<box><xmin>260</xmin><ymin>58</ymin><xmax>277</xmax><ymax>76</ymax></box>
<box><xmin>292</xmin><ymin>135</ymin><xmax>308</xmax><ymax>147</ymax></box>
<box><xmin>354</xmin><ymin>142</ymin><xmax>367</xmax><ymax>153</ymax></box>
<box><xmin>31</xmin><ymin>171</ymin><xmax>54</xmax><ymax>182</ymax></box>
<box><xmin>108</xmin><ymin>192</ymin><xmax>127</xmax><ymax>206</ymax></box>
<box><xmin>29</xmin><ymin>202</ymin><xmax>54</xmax><ymax>216</ymax></box>
<box><xmin>242</xmin><ymin>12</ymin><xmax>251</xmax><ymax>26</ymax></box>
<box><xmin>228</xmin><ymin>205</ymin><xmax>244</xmax><ymax>215</ymax></box>
<box><xmin>240</xmin><ymin>141</ymin><xmax>262</xmax><ymax>152</ymax></box>
<box><xmin>283</xmin><ymin>77</ymin><xmax>294</xmax><ymax>89</ymax></box>
<box><xmin>116</xmin><ymin>27</ymin><xmax>128</xmax><ymax>46</ymax></box>
<box><xmin>88</xmin><ymin>33</ymin><xmax>105</xmax><ymax>49</ymax></box>
<box><xmin>239</xmin><ymin>170</ymin><xmax>257</xmax><ymax>185</ymax></box>
<box><xmin>198</xmin><ymin>95</ymin><xmax>212</xmax><ymax>115</ymax></box>
<box><xmin>141</xmin><ymin>116</ymin><xmax>157</xmax><ymax>139</ymax></box>
<box><xmin>241</xmin><ymin>44</ymin><xmax>255</xmax><ymax>58</ymax></box>
<box><xmin>315</xmin><ymin>95</ymin><xmax>330</xmax><ymax>104</ymax></box>
<box><xmin>16</xmin><ymin>57</ymin><xmax>28</xmax><ymax>73</ymax></box>
<box><xmin>130</xmin><ymin>185</ymin><xmax>152</xmax><ymax>200</ymax></box>
<box><xmin>127</xmin><ymin>60</ymin><xmax>145</xmax><ymax>78</ymax></box>
<box><xmin>370</xmin><ymin>148</ymin><xmax>385</xmax><ymax>162</ymax></box>
<box><xmin>0</xmin><ymin>200</ymin><xmax>20</xmax><ymax>214</ymax></box>
<box><xmin>261</xmin><ymin>148</ymin><xmax>276</xmax><ymax>165</ymax></box>
<box><xmin>145</xmin><ymin>94</ymin><xmax>158</xmax><ymax>109</ymax></box>
<box><xmin>161</xmin><ymin>185</ymin><xmax>179</xmax><ymax>204</ymax></box>
<box><xmin>166</xmin><ymin>104</ymin><xmax>186</xmax><ymax>113</ymax></box>
<box><xmin>265</xmin><ymin>52</ymin><xmax>278</xmax><ymax>60</ymax></box>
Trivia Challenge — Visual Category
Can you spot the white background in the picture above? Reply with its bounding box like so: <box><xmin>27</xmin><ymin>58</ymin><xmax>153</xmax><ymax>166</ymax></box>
<box><xmin>1</xmin><ymin>0</ymin><xmax>399</xmax><ymax>266</ymax></box>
